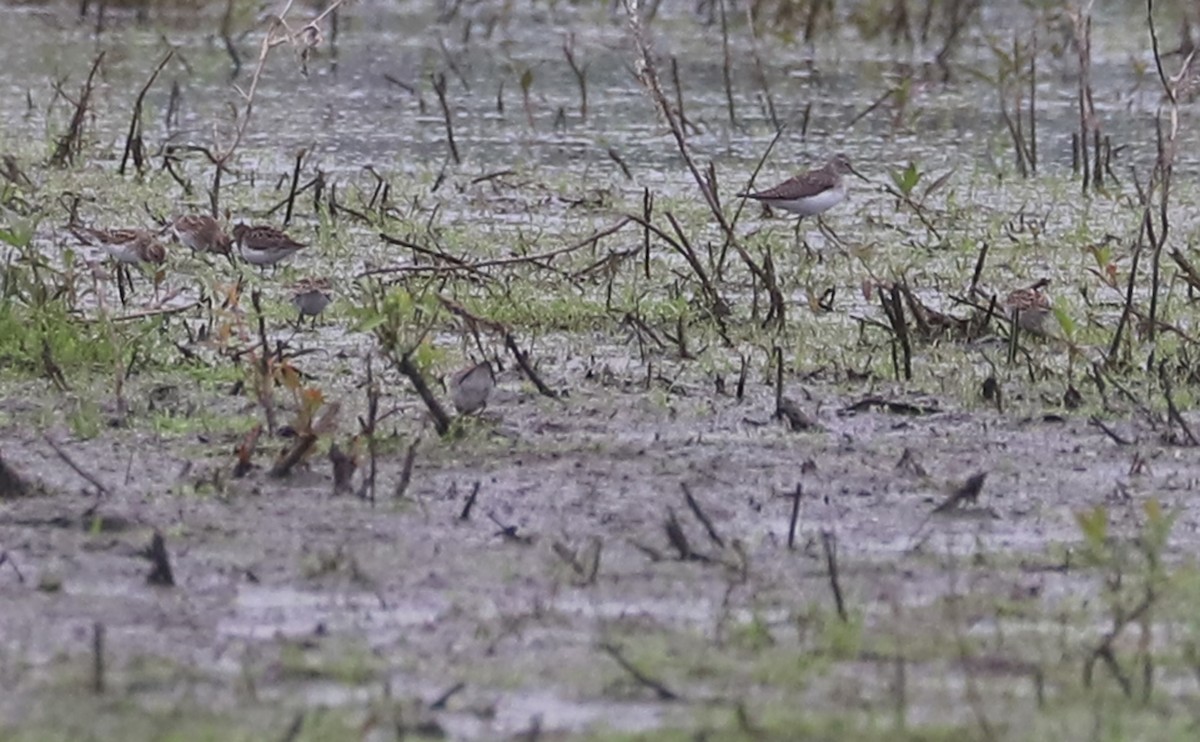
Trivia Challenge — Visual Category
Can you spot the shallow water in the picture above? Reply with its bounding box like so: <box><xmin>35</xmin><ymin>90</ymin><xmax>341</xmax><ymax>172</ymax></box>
<box><xmin>4</xmin><ymin>1</ymin><xmax>1200</xmax><ymax>740</ymax></box>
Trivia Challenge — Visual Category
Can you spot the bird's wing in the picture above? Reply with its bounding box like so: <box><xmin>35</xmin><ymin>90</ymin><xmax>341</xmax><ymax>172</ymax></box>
<box><xmin>746</xmin><ymin>171</ymin><xmax>838</xmax><ymax>201</ymax></box>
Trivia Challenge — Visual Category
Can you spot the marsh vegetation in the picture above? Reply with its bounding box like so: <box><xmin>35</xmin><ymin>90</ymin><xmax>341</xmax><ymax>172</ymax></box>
<box><xmin>4</xmin><ymin>0</ymin><xmax>1200</xmax><ymax>739</ymax></box>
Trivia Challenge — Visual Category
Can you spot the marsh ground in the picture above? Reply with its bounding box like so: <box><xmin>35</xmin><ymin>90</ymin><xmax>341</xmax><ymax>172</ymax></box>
<box><xmin>3</xmin><ymin>1</ymin><xmax>1200</xmax><ymax>740</ymax></box>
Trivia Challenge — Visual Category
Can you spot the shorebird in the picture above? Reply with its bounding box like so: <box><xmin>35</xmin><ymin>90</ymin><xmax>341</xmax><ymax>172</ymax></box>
<box><xmin>231</xmin><ymin>224</ymin><xmax>306</xmax><ymax>270</ymax></box>
<box><xmin>71</xmin><ymin>226</ymin><xmax>167</xmax><ymax>303</ymax></box>
<box><xmin>72</xmin><ymin>226</ymin><xmax>166</xmax><ymax>265</ymax></box>
<box><xmin>449</xmin><ymin>361</ymin><xmax>495</xmax><ymax>415</ymax></box>
<box><xmin>1003</xmin><ymin>280</ymin><xmax>1052</xmax><ymax>335</ymax></box>
<box><xmin>289</xmin><ymin>277</ymin><xmax>332</xmax><ymax>328</ymax></box>
<box><xmin>739</xmin><ymin>154</ymin><xmax>864</xmax><ymax>246</ymax></box>
<box><xmin>172</xmin><ymin>215</ymin><xmax>232</xmax><ymax>257</ymax></box>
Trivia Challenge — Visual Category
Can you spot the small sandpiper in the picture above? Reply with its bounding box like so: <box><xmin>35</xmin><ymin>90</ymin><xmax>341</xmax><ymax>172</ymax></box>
<box><xmin>739</xmin><ymin>154</ymin><xmax>863</xmax><ymax>242</ymax></box>
<box><xmin>449</xmin><ymin>361</ymin><xmax>495</xmax><ymax>415</ymax></box>
<box><xmin>72</xmin><ymin>226</ymin><xmax>166</xmax><ymax>265</ymax></box>
<box><xmin>290</xmin><ymin>277</ymin><xmax>332</xmax><ymax>327</ymax></box>
<box><xmin>172</xmin><ymin>215</ymin><xmax>232</xmax><ymax>256</ymax></box>
<box><xmin>71</xmin><ymin>226</ymin><xmax>167</xmax><ymax>304</ymax></box>
<box><xmin>1003</xmin><ymin>280</ymin><xmax>1052</xmax><ymax>335</ymax></box>
<box><xmin>232</xmin><ymin>224</ymin><xmax>306</xmax><ymax>269</ymax></box>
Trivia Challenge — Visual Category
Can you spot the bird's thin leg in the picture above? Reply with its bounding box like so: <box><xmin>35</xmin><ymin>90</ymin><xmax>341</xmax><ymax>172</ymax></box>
<box><xmin>115</xmin><ymin>264</ymin><xmax>128</xmax><ymax>306</ymax></box>
<box><xmin>818</xmin><ymin>217</ymin><xmax>844</xmax><ymax>248</ymax></box>
<box><xmin>1007</xmin><ymin>309</ymin><xmax>1021</xmax><ymax>366</ymax></box>
<box><xmin>152</xmin><ymin>266</ymin><xmax>165</xmax><ymax>305</ymax></box>
<box><xmin>794</xmin><ymin>218</ymin><xmax>815</xmax><ymax>260</ymax></box>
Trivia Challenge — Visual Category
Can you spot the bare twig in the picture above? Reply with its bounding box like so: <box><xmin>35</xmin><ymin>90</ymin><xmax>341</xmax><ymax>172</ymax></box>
<box><xmin>92</xmin><ymin>622</ymin><xmax>105</xmax><ymax>694</ymax></box>
<box><xmin>787</xmin><ymin>483</ymin><xmax>802</xmax><ymax>549</ymax></box>
<box><xmin>621</xmin><ymin>2</ymin><xmax>774</xmax><ymax>309</ymax></box>
<box><xmin>599</xmin><ymin>642</ymin><xmax>681</xmax><ymax>701</ymax></box>
<box><xmin>283</xmin><ymin>148</ymin><xmax>307</xmax><ymax>227</ymax></box>
<box><xmin>233</xmin><ymin>424</ymin><xmax>262</xmax><ymax>478</ymax></box>
<box><xmin>1090</xmin><ymin>416</ymin><xmax>1131</xmax><ymax>446</ymax></box>
<box><xmin>359</xmin><ymin>218</ymin><xmax>631</xmax><ymax>279</ymax></box>
<box><xmin>42</xmin><ymin>435</ymin><xmax>112</xmax><ymax>497</ymax></box>
<box><xmin>119</xmin><ymin>50</ymin><xmax>173</xmax><ymax>176</ymax></box>
<box><xmin>396</xmin><ymin>354</ymin><xmax>452</xmax><ymax>437</ymax></box>
<box><xmin>50</xmin><ymin>52</ymin><xmax>104</xmax><ymax>167</ymax></box>
<box><xmin>209</xmin><ymin>0</ymin><xmax>348</xmax><ymax>213</ymax></box>
<box><xmin>563</xmin><ymin>34</ymin><xmax>587</xmax><ymax>121</ymax></box>
<box><xmin>431</xmin><ymin>72</ymin><xmax>460</xmax><ymax>164</ymax></box>
<box><xmin>821</xmin><ymin>530</ymin><xmax>848</xmax><ymax>622</ymax></box>
<box><xmin>681</xmin><ymin>483</ymin><xmax>724</xmax><ymax>549</ymax></box>
<box><xmin>393</xmin><ymin>438</ymin><xmax>419</xmax><ymax>499</ymax></box>
<box><xmin>272</xmin><ymin>402</ymin><xmax>341</xmax><ymax>478</ymax></box>
<box><xmin>1159</xmin><ymin>362</ymin><xmax>1198</xmax><ymax>445</ymax></box>
<box><xmin>504</xmin><ymin>332</ymin><xmax>557</xmax><ymax>400</ymax></box>
<box><xmin>250</xmin><ymin>290</ymin><xmax>278</xmax><ymax>434</ymax></box>
<box><xmin>459</xmin><ymin>481</ymin><xmax>480</xmax><ymax>520</ymax></box>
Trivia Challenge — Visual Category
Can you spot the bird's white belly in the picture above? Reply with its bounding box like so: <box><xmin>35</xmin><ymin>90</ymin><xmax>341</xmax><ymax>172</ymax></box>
<box><xmin>773</xmin><ymin>183</ymin><xmax>846</xmax><ymax>216</ymax></box>
<box><xmin>174</xmin><ymin>227</ymin><xmax>202</xmax><ymax>252</ymax></box>
<box><xmin>239</xmin><ymin>243</ymin><xmax>284</xmax><ymax>264</ymax></box>
<box><xmin>103</xmin><ymin>243</ymin><xmax>142</xmax><ymax>264</ymax></box>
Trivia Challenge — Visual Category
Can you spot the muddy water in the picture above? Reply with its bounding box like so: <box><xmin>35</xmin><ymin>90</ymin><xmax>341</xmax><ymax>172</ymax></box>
<box><xmin>3</xmin><ymin>1</ymin><xmax>1200</xmax><ymax>740</ymax></box>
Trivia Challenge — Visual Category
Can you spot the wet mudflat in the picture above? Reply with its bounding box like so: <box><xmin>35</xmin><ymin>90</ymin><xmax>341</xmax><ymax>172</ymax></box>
<box><xmin>4</xmin><ymin>0</ymin><xmax>1200</xmax><ymax>740</ymax></box>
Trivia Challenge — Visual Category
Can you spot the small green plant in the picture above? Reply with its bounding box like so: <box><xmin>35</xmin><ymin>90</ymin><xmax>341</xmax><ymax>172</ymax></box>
<box><xmin>0</xmin><ymin>215</ymin><xmax>39</xmax><ymax>249</ymax></box>
<box><xmin>1075</xmin><ymin>499</ymin><xmax>1177</xmax><ymax>699</ymax></box>
<box><xmin>890</xmin><ymin>162</ymin><xmax>922</xmax><ymax>199</ymax></box>
<box><xmin>67</xmin><ymin>399</ymin><xmax>102</xmax><ymax>439</ymax></box>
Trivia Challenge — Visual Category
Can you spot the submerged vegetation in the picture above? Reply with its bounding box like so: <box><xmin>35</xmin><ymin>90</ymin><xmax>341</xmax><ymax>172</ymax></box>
<box><xmin>4</xmin><ymin>0</ymin><xmax>1200</xmax><ymax>739</ymax></box>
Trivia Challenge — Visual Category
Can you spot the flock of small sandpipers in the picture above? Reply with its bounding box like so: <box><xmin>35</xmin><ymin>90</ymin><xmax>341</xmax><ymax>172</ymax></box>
<box><xmin>69</xmin><ymin>216</ymin><xmax>332</xmax><ymax>326</ymax></box>
<box><xmin>69</xmin><ymin>214</ymin><xmax>498</xmax><ymax>414</ymax></box>
<box><xmin>64</xmin><ymin>154</ymin><xmax>1050</xmax><ymax>419</ymax></box>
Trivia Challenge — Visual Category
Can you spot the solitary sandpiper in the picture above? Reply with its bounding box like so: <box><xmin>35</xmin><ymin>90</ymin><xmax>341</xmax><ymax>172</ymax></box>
<box><xmin>739</xmin><ymin>154</ymin><xmax>864</xmax><ymax>248</ymax></box>
<box><xmin>740</xmin><ymin>154</ymin><xmax>859</xmax><ymax>216</ymax></box>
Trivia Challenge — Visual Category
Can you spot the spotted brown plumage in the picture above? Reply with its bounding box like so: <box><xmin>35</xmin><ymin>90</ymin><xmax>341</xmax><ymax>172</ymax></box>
<box><xmin>232</xmin><ymin>224</ymin><xmax>307</xmax><ymax>266</ymax></box>
<box><xmin>1003</xmin><ymin>280</ymin><xmax>1052</xmax><ymax>334</ymax></box>
<box><xmin>72</xmin><ymin>226</ymin><xmax>166</xmax><ymax>265</ymax></box>
<box><xmin>172</xmin><ymin>215</ymin><xmax>232</xmax><ymax>255</ymax></box>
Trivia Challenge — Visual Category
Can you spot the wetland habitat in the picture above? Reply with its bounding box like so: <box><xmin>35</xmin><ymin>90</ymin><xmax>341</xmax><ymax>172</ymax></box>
<box><xmin>6</xmin><ymin>0</ymin><xmax>1200</xmax><ymax>739</ymax></box>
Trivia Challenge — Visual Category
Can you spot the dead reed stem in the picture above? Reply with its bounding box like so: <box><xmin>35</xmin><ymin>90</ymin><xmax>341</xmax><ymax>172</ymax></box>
<box><xmin>621</xmin><ymin>0</ymin><xmax>778</xmax><ymax>322</ymax></box>
<box><xmin>283</xmin><ymin>148</ymin><xmax>307</xmax><ymax>227</ymax></box>
<box><xmin>50</xmin><ymin>52</ymin><xmax>104</xmax><ymax>167</ymax></box>
<box><xmin>119</xmin><ymin>50</ymin><xmax>173</xmax><ymax>176</ymax></box>
<box><xmin>563</xmin><ymin>34</ymin><xmax>587</xmax><ymax>121</ymax></box>
<box><xmin>431</xmin><ymin>72</ymin><xmax>460</xmax><ymax>164</ymax></box>
<box><xmin>1142</xmin><ymin>0</ymin><xmax>1192</xmax><ymax>367</ymax></box>
<box><xmin>1072</xmin><ymin>3</ymin><xmax>1096</xmax><ymax>192</ymax></box>
<box><xmin>250</xmin><ymin>290</ymin><xmax>277</xmax><ymax>434</ymax></box>
<box><xmin>717</xmin><ymin>0</ymin><xmax>737</xmax><ymax>129</ymax></box>
<box><xmin>209</xmin><ymin>0</ymin><xmax>348</xmax><ymax>214</ymax></box>
<box><xmin>395</xmin><ymin>354</ymin><xmax>452</xmax><ymax>437</ymax></box>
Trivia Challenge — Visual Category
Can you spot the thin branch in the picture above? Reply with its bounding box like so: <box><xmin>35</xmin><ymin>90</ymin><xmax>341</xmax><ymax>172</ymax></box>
<box><xmin>119</xmin><ymin>50</ymin><xmax>173</xmax><ymax>176</ymax></box>
<box><xmin>599</xmin><ymin>642</ymin><xmax>681</xmax><ymax>701</ymax></box>
<box><xmin>42</xmin><ymin>435</ymin><xmax>112</xmax><ymax>497</ymax></box>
